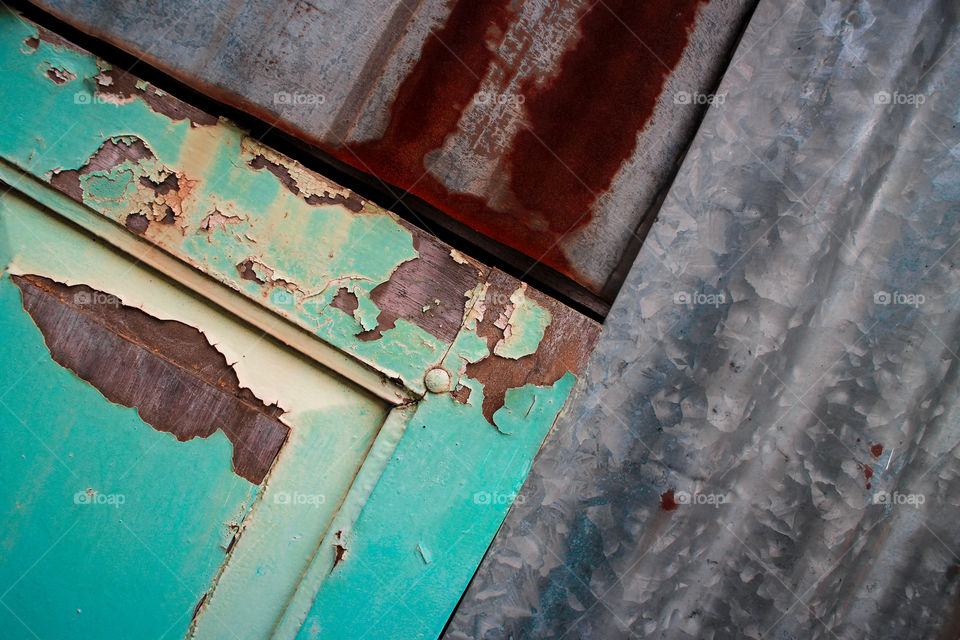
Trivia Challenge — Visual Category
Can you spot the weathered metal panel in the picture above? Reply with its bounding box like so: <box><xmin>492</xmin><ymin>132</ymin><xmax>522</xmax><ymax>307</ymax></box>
<box><xmin>0</xmin><ymin>10</ymin><xmax>600</xmax><ymax>638</ymax></box>
<box><xmin>26</xmin><ymin>0</ymin><xmax>756</xmax><ymax>309</ymax></box>
<box><xmin>445</xmin><ymin>0</ymin><xmax>960</xmax><ymax>637</ymax></box>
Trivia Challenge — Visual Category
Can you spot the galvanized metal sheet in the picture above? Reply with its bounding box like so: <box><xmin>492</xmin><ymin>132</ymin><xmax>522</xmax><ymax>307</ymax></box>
<box><xmin>27</xmin><ymin>0</ymin><xmax>756</xmax><ymax>309</ymax></box>
<box><xmin>445</xmin><ymin>0</ymin><xmax>960</xmax><ymax>637</ymax></box>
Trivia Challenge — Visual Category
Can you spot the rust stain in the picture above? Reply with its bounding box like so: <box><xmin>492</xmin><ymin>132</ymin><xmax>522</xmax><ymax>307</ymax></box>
<box><xmin>660</xmin><ymin>489</ymin><xmax>678</xmax><ymax>511</ymax></box>
<box><xmin>857</xmin><ymin>462</ymin><xmax>874</xmax><ymax>489</ymax></box>
<box><xmin>13</xmin><ymin>274</ymin><xmax>288</xmax><ymax>484</ymax></box>
<box><xmin>337</xmin><ymin>0</ymin><xmax>706</xmax><ymax>279</ymax></box>
<box><xmin>463</xmin><ymin>270</ymin><xmax>598</xmax><ymax>426</ymax></box>
<box><xmin>871</xmin><ymin>443</ymin><xmax>883</xmax><ymax>458</ymax></box>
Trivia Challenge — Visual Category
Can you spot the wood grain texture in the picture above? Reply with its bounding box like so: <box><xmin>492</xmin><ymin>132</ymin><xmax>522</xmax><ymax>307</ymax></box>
<box><xmin>464</xmin><ymin>269</ymin><xmax>600</xmax><ymax>425</ymax></box>
<box><xmin>12</xmin><ymin>274</ymin><xmax>289</xmax><ymax>483</ymax></box>
<box><xmin>357</xmin><ymin>221</ymin><xmax>488</xmax><ymax>344</ymax></box>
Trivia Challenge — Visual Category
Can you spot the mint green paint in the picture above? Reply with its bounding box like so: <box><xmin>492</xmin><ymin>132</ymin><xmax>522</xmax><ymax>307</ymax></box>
<box><xmin>192</xmin><ymin>402</ymin><xmax>390</xmax><ymax>640</ymax></box>
<box><xmin>0</xmin><ymin>15</ymin><xmax>189</xmax><ymax>173</ymax></box>
<box><xmin>1</xmin><ymin>186</ymin><xmax>404</xmax><ymax>640</ymax></box>
<box><xmin>0</xmin><ymin>274</ymin><xmax>259</xmax><ymax>640</ymax></box>
<box><xmin>493</xmin><ymin>286</ymin><xmax>552</xmax><ymax>359</ymax></box>
<box><xmin>0</xmin><ymin>11</ymin><xmax>427</xmax><ymax>391</ymax></box>
<box><xmin>291</xmin><ymin>389</ymin><xmax>567</xmax><ymax>640</ymax></box>
<box><xmin>492</xmin><ymin>373</ymin><xmax>577</xmax><ymax>436</ymax></box>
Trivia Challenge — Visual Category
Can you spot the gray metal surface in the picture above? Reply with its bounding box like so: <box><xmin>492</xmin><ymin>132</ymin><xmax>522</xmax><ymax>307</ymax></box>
<box><xmin>445</xmin><ymin>0</ymin><xmax>960</xmax><ymax>637</ymax></box>
<box><xmin>27</xmin><ymin>0</ymin><xmax>755</xmax><ymax>310</ymax></box>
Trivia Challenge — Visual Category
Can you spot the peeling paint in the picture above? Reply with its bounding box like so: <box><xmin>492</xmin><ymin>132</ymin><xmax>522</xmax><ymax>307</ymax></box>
<box><xmin>492</xmin><ymin>284</ymin><xmax>551</xmax><ymax>359</ymax></box>
<box><xmin>12</xmin><ymin>274</ymin><xmax>288</xmax><ymax>483</ymax></box>
<box><xmin>244</xmin><ymin>140</ymin><xmax>365</xmax><ymax>213</ymax></box>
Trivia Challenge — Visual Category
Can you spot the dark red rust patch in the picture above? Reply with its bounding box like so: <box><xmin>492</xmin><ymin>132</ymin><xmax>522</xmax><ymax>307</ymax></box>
<box><xmin>463</xmin><ymin>270</ymin><xmax>599</xmax><ymax>427</ymax></box>
<box><xmin>660</xmin><ymin>489</ymin><xmax>678</xmax><ymax>511</ymax></box>
<box><xmin>338</xmin><ymin>0</ymin><xmax>706</xmax><ymax>280</ymax></box>
<box><xmin>356</xmin><ymin>222</ymin><xmax>487</xmax><ymax>344</ymax></box>
<box><xmin>247</xmin><ymin>154</ymin><xmax>365</xmax><ymax>213</ymax></box>
<box><xmin>330</xmin><ymin>287</ymin><xmax>359</xmax><ymax>316</ymax></box>
<box><xmin>871</xmin><ymin>443</ymin><xmax>883</xmax><ymax>458</ymax></box>
<box><xmin>13</xmin><ymin>274</ymin><xmax>288</xmax><ymax>484</ymax></box>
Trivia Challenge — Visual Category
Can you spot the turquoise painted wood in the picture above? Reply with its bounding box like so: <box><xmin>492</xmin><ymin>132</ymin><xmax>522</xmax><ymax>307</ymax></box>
<box><xmin>1</xmin><ymin>190</ymin><xmax>393</xmax><ymax>639</ymax></box>
<box><xmin>0</xmin><ymin>272</ymin><xmax>259</xmax><ymax>640</ymax></box>
<box><xmin>0</xmin><ymin>8</ymin><xmax>600</xmax><ymax>639</ymax></box>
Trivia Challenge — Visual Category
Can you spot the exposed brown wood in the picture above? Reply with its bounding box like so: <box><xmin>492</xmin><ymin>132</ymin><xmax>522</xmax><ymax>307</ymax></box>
<box><xmin>330</xmin><ymin>287</ymin><xmax>359</xmax><ymax>316</ymax></box>
<box><xmin>357</xmin><ymin>222</ymin><xmax>488</xmax><ymax>344</ymax></box>
<box><xmin>464</xmin><ymin>269</ymin><xmax>600</xmax><ymax>426</ymax></box>
<box><xmin>49</xmin><ymin>136</ymin><xmax>154</xmax><ymax>201</ymax></box>
<box><xmin>94</xmin><ymin>65</ymin><xmax>218</xmax><ymax>127</ymax></box>
<box><xmin>12</xmin><ymin>274</ymin><xmax>289</xmax><ymax>483</ymax></box>
<box><xmin>247</xmin><ymin>154</ymin><xmax>365</xmax><ymax>213</ymax></box>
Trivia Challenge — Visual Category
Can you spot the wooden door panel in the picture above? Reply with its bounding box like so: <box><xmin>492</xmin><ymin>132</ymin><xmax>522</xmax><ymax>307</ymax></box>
<box><xmin>0</xmin><ymin>9</ymin><xmax>601</xmax><ymax>639</ymax></box>
<box><xmin>1</xmin><ymin>192</ymin><xmax>393</xmax><ymax>639</ymax></box>
<box><xmin>0</xmin><ymin>271</ymin><xmax>262</xmax><ymax>639</ymax></box>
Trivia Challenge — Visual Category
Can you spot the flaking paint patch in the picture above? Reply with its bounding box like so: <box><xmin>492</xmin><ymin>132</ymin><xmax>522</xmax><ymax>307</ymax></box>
<box><xmin>242</xmin><ymin>138</ymin><xmax>365</xmax><ymax>213</ymax></box>
<box><xmin>1</xmin><ymin>15</ymin><xmax>466</xmax><ymax>391</ymax></box>
<box><xmin>493</xmin><ymin>284</ymin><xmax>551</xmax><ymax>359</ymax></box>
<box><xmin>12</xmin><ymin>274</ymin><xmax>288</xmax><ymax>483</ymax></box>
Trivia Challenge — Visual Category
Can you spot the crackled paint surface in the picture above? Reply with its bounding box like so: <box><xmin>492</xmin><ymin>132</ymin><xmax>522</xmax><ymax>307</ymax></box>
<box><xmin>0</xmin><ymin>10</ymin><xmax>599</xmax><ymax>640</ymax></box>
<box><xmin>0</xmin><ymin>11</ymin><xmax>436</xmax><ymax>390</ymax></box>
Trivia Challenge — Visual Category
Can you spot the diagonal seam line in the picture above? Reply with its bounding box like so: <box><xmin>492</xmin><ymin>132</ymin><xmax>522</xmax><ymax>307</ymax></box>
<box><xmin>0</xmin><ymin>599</ymin><xmax>41</xmax><ymax>640</ymax></box>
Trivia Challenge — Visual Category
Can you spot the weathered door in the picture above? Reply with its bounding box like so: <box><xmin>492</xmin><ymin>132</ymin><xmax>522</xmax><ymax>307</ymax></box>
<box><xmin>0</xmin><ymin>8</ymin><xmax>598</xmax><ymax>639</ymax></box>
